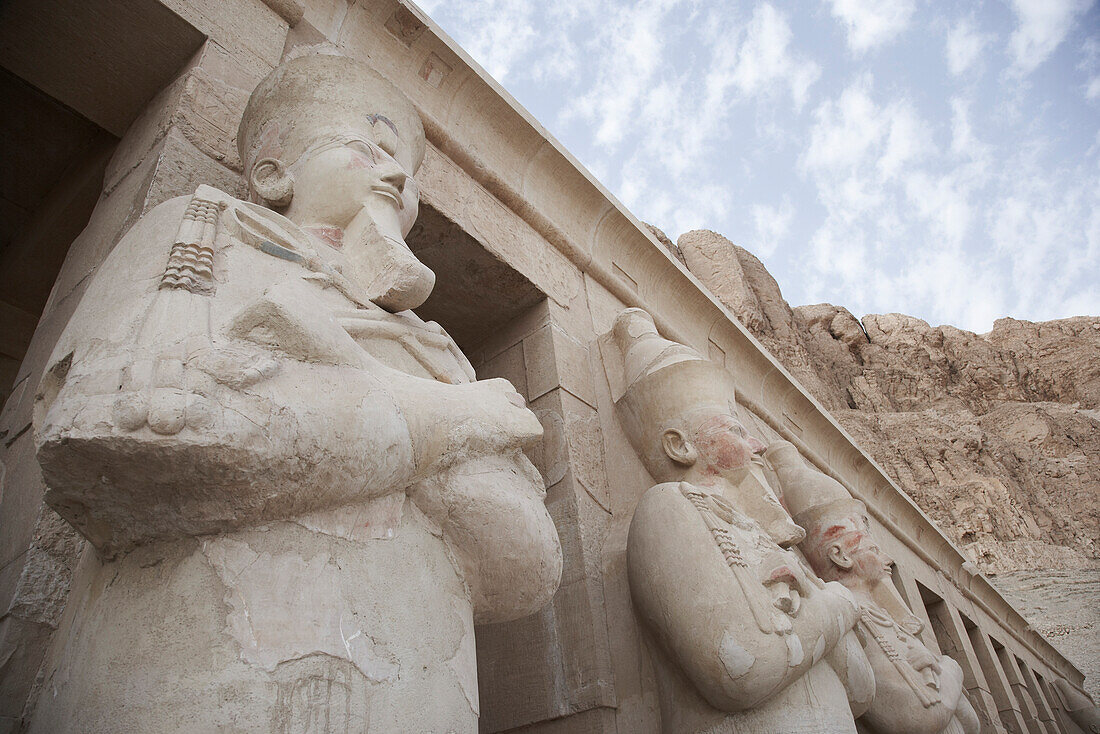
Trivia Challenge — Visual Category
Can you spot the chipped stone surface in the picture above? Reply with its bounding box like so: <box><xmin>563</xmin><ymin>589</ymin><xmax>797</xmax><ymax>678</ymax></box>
<box><xmin>202</xmin><ymin>536</ymin><xmax>400</xmax><ymax>681</ymax></box>
<box><xmin>719</xmin><ymin>634</ymin><xmax>756</xmax><ymax>679</ymax></box>
<box><xmin>295</xmin><ymin>493</ymin><xmax>406</xmax><ymax>542</ymax></box>
<box><xmin>447</xmin><ymin>592</ymin><xmax>481</xmax><ymax>717</ymax></box>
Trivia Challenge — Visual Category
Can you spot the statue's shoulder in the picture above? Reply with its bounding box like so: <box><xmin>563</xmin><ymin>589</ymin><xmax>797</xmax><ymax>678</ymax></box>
<box><xmin>636</xmin><ymin>481</ymin><xmax>694</xmax><ymax>508</ymax></box>
<box><xmin>113</xmin><ymin>185</ymin><xmax>239</xmax><ymax>256</ymax></box>
<box><xmin>631</xmin><ymin>481</ymin><xmax>708</xmax><ymax>533</ymax></box>
<box><xmin>137</xmin><ymin>184</ymin><xmax>239</xmax><ymax>220</ymax></box>
<box><xmin>118</xmin><ymin>192</ymin><xmax>194</xmax><ymax>247</ymax></box>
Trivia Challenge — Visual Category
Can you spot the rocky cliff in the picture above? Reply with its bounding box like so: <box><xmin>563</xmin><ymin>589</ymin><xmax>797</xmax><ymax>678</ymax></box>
<box><xmin>664</xmin><ymin>228</ymin><xmax>1099</xmax><ymax>576</ymax></box>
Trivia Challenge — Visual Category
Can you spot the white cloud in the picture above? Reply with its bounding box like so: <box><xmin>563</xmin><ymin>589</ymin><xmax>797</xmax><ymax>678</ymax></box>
<box><xmin>950</xmin><ymin>98</ymin><xmax>976</xmax><ymax>156</ymax></box>
<box><xmin>802</xmin><ymin>76</ymin><xmax>884</xmax><ymax>172</ymax></box>
<box><xmin>555</xmin><ymin>0</ymin><xmax>821</xmax><ymax>241</ymax></box>
<box><xmin>727</xmin><ymin>3</ymin><xmax>821</xmax><ymax>109</ymax></box>
<box><xmin>945</xmin><ymin>17</ymin><xmax>994</xmax><ymax>77</ymax></box>
<box><xmin>877</xmin><ymin>104</ymin><xmax>934</xmax><ymax>180</ymax></box>
<box><xmin>438</xmin><ymin>0</ymin><xmax>539</xmax><ymax>82</ymax></box>
<box><xmin>801</xmin><ymin>74</ymin><xmax>1099</xmax><ymax>331</ymax></box>
<box><xmin>802</xmin><ymin>75</ymin><xmax>931</xmax><ymax>183</ymax></box>
<box><xmin>1088</xmin><ymin>76</ymin><xmax>1100</xmax><ymax>99</ymax></box>
<box><xmin>1007</xmin><ymin>0</ymin><xmax>1092</xmax><ymax>76</ymax></box>
<box><xmin>903</xmin><ymin>170</ymin><xmax>974</xmax><ymax>247</ymax></box>
<box><xmin>423</xmin><ymin>1</ymin><xmax>1099</xmax><ymax>333</ymax></box>
<box><xmin>987</xmin><ymin>160</ymin><xmax>1100</xmax><ymax>319</ymax></box>
<box><xmin>750</xmin><ymin>199</ymin><xmax>794</xmax><ymax>258</ymax></box>
<box><xmin>1081</xmin><ymin>37</ymin><xmax>1100</xmax><ymax>102</ymax></box>
<box><xmin>826</xmin><ymin>0</ymin><xmax>915</xmax><ymax>54</ymax></box>
<box><xmin>562</xmin><ymin>0</ymin><xmax>682</xmax><ymax>147</ymax></box>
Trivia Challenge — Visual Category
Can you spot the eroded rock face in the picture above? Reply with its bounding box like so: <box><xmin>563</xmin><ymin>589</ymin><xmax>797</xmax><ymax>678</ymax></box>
<box><xmin>676</xmin><ymin>228</ymin><xmax>1100</xmax><ymax>575</ymax></box>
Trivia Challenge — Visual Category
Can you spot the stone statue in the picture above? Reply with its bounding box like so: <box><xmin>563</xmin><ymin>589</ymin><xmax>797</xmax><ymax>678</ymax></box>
<box><xmin>30</xmin><ymin>53</ymin><xmax>561</xmax><ymax>733</ymax></box>
<box><xmin>768</xmin><ymin>440</ymin><xmax>981</xmax><ymax>734</ymax></box>
<box><xmin>613</xmin><ymin>308</ymin><xmax>874</xmax><ymax>733</ymax></box>
<box><xmin>1052</xmin><ymin>679</ymin><xmax>1100</xmax><ymax>733</ymax></box>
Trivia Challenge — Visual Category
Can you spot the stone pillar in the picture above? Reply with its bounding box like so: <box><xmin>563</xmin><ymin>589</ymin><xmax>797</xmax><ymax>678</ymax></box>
<box><xmin>894</xmin><ymin>566</ymin><xmax>942</xmax><ymax>654</ymax></box>
<box><xmin>926</xmin><ymin>597</ymin><xmax>1006</xmax><ymax>734</ymax></box>
<box><xmin>995</xmin><ymin>648</ymin><xmax>1044</xmax><ymax>734</ymax></box>
<box><xmin>471</xmin><ymin>302</ymin><xmax>618</xmax><ymax>733</ymax></box>
<box><xmin>965</xmin><ymin>624</ymin><xmax>1030</xmax><ymax>734</ymax></box>
<box><xmin>1016</xmin><ymin>664</ymin><xmax>1059</xmax><ymax>734</ymax></box>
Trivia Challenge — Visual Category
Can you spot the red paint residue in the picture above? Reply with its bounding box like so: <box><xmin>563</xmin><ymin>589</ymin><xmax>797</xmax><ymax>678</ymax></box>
<box><xmin>305</xmin><ymin>226</ymin><xmax>344</xmax><ymax>250</ymax></box>
<box><xmin>347</xmin><ymin>147</ymin><xmax>379</xmax><ymax>170</ymax></box>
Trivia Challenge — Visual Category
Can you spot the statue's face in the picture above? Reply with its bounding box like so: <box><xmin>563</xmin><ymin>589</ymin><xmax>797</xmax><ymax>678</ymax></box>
<box><xmin>290</xmin><ymin>127</ymin><xmax>419</xmax><ymax>237</ymax></box>
<box><xmin>690</xmin><ymin>413</ymin><xmax>767</xmax><ymax>482</ymax></box>
<box><xmin>833</xmin><ymin>514</ymin><xmax>893</xmax><ymax>582</ymax></box>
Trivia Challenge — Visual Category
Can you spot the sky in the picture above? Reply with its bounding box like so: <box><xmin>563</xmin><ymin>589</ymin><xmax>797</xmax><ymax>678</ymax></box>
<box><xmin>415</xmin><ymin>0</ymin><xmax>1100</xmax><ymax>333</ymax></box>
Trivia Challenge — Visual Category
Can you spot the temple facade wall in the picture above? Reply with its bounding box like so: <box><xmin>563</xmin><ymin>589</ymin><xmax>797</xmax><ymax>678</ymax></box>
<box><xmin>0</xmin><ymin>0</ymin><xmax>1090</xmax><ymax>732</ymax></box>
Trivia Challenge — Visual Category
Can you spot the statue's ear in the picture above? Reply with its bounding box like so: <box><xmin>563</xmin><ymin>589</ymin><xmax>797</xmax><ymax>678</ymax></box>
<box><xmin>662</xmin><ymin>428</ymin><xmax>697</xmax><ymax>467</ymax></box>
<box><xmin>827</xmin><ymin>542</ymin><xmax>854</xmax><ymax>570</ymax></box>
<box><xmin>251</xmin><ymin>157</ymin><xmax>294</xmax><ymax>208</ymax></box>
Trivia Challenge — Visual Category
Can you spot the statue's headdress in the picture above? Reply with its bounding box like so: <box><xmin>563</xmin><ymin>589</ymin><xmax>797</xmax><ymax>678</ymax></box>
<box><xmin>238</xmin><ymin>53</ymin><xmax>426</xmax><ymax>179</ymax></box>
<box><xmin>766</xmin><ymin>440</ymin><xmax>865</xmax><ymax>556</ymax></box>
<box><xmin>612</xmin><ymin>309</ymin><xmax>740</xmax><ymax>481</ymax></box>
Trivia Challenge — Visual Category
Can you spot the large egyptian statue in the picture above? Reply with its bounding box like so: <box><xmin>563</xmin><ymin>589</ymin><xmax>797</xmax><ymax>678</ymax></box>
<box><xmin>1052</xmin><ymin>679</ymin><xmax>1100</xmax><ymax>733</ymax></box>
<box><xmin>613</xmin><ymin>308</ymin><xmax>874</xmax><ymax>733</ymax></box>
<box><xmin>29</xmin><ymin>53</ymin><xmax>562</xmax><ymax>732</ymax></box>
<box><xmin>768</xmin><ymin>440</ymin><xmax>981</xmax><ymax>734</ymax></box>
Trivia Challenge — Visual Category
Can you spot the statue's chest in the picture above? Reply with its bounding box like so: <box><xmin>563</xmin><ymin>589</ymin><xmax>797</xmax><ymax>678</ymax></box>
<box><xmin>678</xmin><ymin>484</ymin><xmax>820</xmax><ymax>636</ymax></box>
<box><xmin>214</xmin><ymin>242</ymin><xmax>474</xmax><ymax>384</ymax></box>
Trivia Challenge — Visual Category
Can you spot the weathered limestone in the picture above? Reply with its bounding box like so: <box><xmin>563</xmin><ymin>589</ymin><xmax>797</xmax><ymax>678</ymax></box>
<box><xmin>613</xmin><ymin>308</ymin><xmax>873</xmax><ymax>733</ymax></box>
<box><xmin>770</xmin><ymin>439</ymin><xmax>981</xmax><ymax>734</ymax></box>
<box><xmin>1052</xmin><ymin>679</ymin><xmax>1100</xmax><ymax>733</ymax></box>
<box><xmin>0</xmin><ymin>1</ymin><xmax>1093</xmax><ymax>730</ymax></box>
<box><xmin>27</xmin><ymin>53</ymin><xmax>561</xmax><ymax>732</ymax></box>
<box><xmin>677</xmin><ymin>228</ymin><xmax>1099</xmax><ymax>577</ymax></box>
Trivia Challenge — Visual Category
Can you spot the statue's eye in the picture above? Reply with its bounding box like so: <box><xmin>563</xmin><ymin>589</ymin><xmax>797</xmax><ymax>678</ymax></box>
<box><xmin>346</xmin><ymin>139</ymin><xmax>374</xmax><ymax>156</ymax></box>
<box><xmin>372</xmin><ymin>119</ymin><xmax>399</xmax><ymax>157</ymax></box>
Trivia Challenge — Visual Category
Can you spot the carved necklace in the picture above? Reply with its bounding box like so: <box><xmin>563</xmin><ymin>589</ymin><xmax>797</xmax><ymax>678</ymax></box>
<box><xmin>679</xmin><ymin>483</ymin><xmax>787</xmax><ymax>636</ymax></box>
<box><xmin>860</xmin><ymin>603</ymin><xmax>942</xmax><ymax>707</ymax></box>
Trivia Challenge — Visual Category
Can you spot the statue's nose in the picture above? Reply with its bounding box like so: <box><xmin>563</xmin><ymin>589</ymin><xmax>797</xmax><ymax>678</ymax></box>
<box><xmin>381</xmin><ymin>166</ymin><xmax>406</xmax><ymax>193</ymax></box>
<box><xmin>748</xmin><ymin>436</ymin><xmax>767</xmax><ymax>455</ymax></box>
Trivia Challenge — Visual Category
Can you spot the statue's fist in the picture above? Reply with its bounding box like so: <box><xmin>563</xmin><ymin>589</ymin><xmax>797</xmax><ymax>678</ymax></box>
<box><xmin>822</xmin><ymin>580</ymin><xmax>861</xmax><ymax>628</ymax></box>
<box><xmin>112</xmin><ymin>347</ymin><xmax>278</xmax><ymax>436</ymax></box>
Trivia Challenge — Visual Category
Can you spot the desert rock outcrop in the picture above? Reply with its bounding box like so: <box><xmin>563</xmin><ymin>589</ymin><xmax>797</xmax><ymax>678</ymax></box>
<box><xmin>676</xmin><ymin>229</ymin><xmax>1099</xmax><ymax>576</ymax></box>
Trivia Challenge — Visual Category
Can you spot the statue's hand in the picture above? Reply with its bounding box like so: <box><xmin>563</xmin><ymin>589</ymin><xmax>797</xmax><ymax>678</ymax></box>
<box><xmin>905</xmin><ymin>643</ymin><xmax>940</xmax><ymax>673</ymax></box>
<box><xmin>821</xmin><ymin>580</ymin><xmax>861</xmax><ymax>630</ymax></box>
<box><xmin>112</xmin><ymin>345</ymin><xmax>278</xmax><ymax>436</ymax></box>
